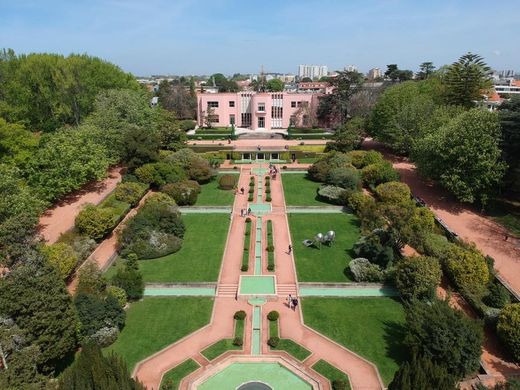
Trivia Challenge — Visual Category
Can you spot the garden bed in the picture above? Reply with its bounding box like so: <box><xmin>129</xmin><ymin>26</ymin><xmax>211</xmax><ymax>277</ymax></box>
<box><xmin>201</xmin><ymin>315</ymin><xmax>245</xmax><ymax>360</ymax></box>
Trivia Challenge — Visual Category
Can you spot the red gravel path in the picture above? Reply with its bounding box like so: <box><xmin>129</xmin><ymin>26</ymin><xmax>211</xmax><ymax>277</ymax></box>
<box><xmin>38</xmin><ymin>166</ymin><xmax>123</xmax><ymax>244</ymax></box>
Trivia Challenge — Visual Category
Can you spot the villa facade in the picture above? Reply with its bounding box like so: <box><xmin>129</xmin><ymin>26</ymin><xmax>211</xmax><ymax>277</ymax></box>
<box><xmin>196</xmin><ymin>92</ymin><xmax>321</xmax><ymax>130</ymax></box>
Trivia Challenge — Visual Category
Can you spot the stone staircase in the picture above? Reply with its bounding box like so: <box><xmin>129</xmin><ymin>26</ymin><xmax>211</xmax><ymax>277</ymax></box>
<box><xmin>217</xmin><ymin>283</ymin><xmax>238</xmax><ymax>298</ymax></box>
<box><xmin>277</xmin><ymin>283</ymin><xmax>298</xmax><ymax>297</ymax></box>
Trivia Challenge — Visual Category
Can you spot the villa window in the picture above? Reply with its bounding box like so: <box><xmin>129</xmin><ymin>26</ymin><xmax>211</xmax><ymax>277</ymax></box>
<box><xmin>291</xmin><ymin>101</ymin><xmax>296</xmax><ymax>108</ymax></box>
<box><xmin>258</xmin><ymin>117</ymin><xmax>265</xmax><ymax>127</ymax></box>
<box><xmin>258</xmin><ymin>103</ymin><xmax>265</xmax><ymax>112</ymax></box>
<box><xmin>229</xmin><ymin>114</ymin><xmax>235</xmax><ymax>125</ymax></box>
<box><xmin>229</xmin><ymin>101</ymin><xmax>235</xmax><ymax>107</ymax></box>
<box><xmin>241</xmin><ymin>113</ymin><xmax>252</xmax><ymax>127</ymax></box>
<box><xmin>207</xmin><ymin>101</ymin><xmax>219</xmax><ymax>108</ymax></box>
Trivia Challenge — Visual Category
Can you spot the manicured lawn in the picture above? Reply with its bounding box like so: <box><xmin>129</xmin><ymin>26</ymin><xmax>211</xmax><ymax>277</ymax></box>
<box><xmin>138</xmin><ymin>214</ymin><xmax>229</xmax><ymax>282</ymax></box>
<box><xmin>196</xmin><ymin>175</ymin><xmax>236</xmax><ymax>206</ymax></box>
<box><xmin>160</xmin><ymin>359</ymin><xmax>200</xmax><ymax>390</ymax></box>
<box><xmin>105</xmin><ymin>297</ymin><xmax>213</xmax><ymax>371</ymax></box>
<box><xmin>297</xmin><ymin>157</ymin><xmax>319</xmax><ymax>164</ymax></box>
<box><xmin>287</xmin><ymin>213</ymin><xmax>360</xmax><ymax>282</ymax></box>
<box><xmin>282</xmin><ymin>174</ymin><xmax>327</xmax><ymax>206</ymax></box>
<box><xmin>268</xmin><ymin>318</ymin><xmax>311</xmax><ymax>361</ymax></box>
<box><xmin>302</xmin><ymin>297</ymin><xmax>407</xmax><ymax>385</ymax></box>
<box><xmin>312</xmin><ymin>360</ymin><xmax>351</xmax><ymax>390</ymax></box>
<box><xmin>201</xmin><ymin>318</ymin><xmax>244</xmax><ymax>360</ymax></box>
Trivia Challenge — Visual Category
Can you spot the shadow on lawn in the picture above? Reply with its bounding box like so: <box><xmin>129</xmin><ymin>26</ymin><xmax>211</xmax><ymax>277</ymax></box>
<box><xmin>382</xmin><ymin>319</ymin><xmax>409</xmax><ymax>365</ymax></box>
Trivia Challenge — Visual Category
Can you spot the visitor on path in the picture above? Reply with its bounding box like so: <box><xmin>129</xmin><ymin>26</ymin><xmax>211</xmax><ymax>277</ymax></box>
<box><xmin>240</xmin><ymin>187</ymin><xmax>245</xmax><ymax>195</ymax></box>
<box><xmin>288</xmin><ymin>244</ymin><xmax>292</xmax><ymax>254</ymax></box>
<box><xmin>248</xmin><ymin>207</ymin><xmax>251</xmax><ymax>215</ymax></box>
<box><xmin>505</xmin><ymin>234</ymin><xmax>509</xmax><ymax>241</ymax></box>
<box><xmin>230</xmin><ymin>211</ymin><xmax>233</xmax><ymax>220</ymax></box>
<box><xmin>240</xmin><ymin>209</ymin><xmax>244</xmax><ymax>217</ymax></box>
<box><xmin>292</xmin><ymin>298</ymin><xmax>298</xmax><ymax>311</ymax></box>
<box><xmin>287</xmin><ymin>294</ymin><xmax>293</xmax><ymax>309</ymax></box>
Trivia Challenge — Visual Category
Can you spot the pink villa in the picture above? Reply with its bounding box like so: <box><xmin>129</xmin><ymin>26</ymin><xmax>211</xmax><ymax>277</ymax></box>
<box><xmin>196</xmin><ymin>92</ymin><xmax>321</xmax><ymax>130</ymax></box>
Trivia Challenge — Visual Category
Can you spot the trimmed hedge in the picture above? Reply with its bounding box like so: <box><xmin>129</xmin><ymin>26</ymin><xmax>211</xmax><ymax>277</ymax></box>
<box><xmin>242</xmin><ymin>220</ymin><xmax>251</xmax><ymax>271</ymax></box>
<box><xmin>267</xmin><ymin>220</ymin><xmax>275</xmax><ymax>271</ymax></box>
<box><xmin>218</xmin><ymin>174</ymin><xmax>238</xmax><ymax>190</ymax></box>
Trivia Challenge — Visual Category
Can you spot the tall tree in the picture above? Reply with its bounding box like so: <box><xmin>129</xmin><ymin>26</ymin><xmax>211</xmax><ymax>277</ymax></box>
<box><xmin>266</xmin><ymin>78</ymin><xmax>284</xmax><ymax>92</ymax></box>
<box><xmin>498</xmin><ymin>96</ymin><xmax>520</xmax><ymax>193</ymax></box>
<box><xmin>156</xmin><ymin>80</ymin><xmax>197</xmax><ymax>119</ymax></box>
<box><xmin>417</xmin><ymin>62</ymin><xmax>435</xmax><ymax>80</ymax></box>
<box><xmin>444</xmin><ymin>52</ymin><xmax>491</xmax><ymax>107</ymax></box>
<box><xmin>0</xmin><ymin>257</ymin><xmax>78</xmax><ymax>373</ymax></box>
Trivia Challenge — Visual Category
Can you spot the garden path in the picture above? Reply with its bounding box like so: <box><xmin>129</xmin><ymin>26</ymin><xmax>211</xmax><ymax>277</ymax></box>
<box><xmin>38</xmin><ymin>166</ymin><xmax>122</xmax><ymax>243</ymax></box>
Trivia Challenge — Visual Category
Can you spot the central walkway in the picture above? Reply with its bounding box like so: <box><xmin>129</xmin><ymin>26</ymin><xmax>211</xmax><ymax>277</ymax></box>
<box><xmin>132</xmin><ymin>163</ymin><xmax>383</xmax><ymax>390</ymax></box>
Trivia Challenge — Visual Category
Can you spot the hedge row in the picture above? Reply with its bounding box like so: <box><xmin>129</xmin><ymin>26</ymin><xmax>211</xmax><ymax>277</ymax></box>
<box><xmin>242</xmin><ymin>219</ymin><xmax>251</xmax><ymax>271</ymax></box>
<box><xmin>266</xmin><ymin>220</ymin><xmax>275</xmax><ymax>271</ymax></box>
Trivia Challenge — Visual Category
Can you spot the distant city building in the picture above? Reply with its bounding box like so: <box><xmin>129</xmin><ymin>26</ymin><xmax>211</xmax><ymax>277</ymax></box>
<box><xmin>493</xmin><ymin>79</ymin><xmax>520</xmax><ymax>97</ymax></box>
<box><xmin>367</xmin><ymin>68</ymin><xmax>382</xmax><ymax>80</ymax></box>
<box><xmin>297</xmin><ymin>81</ymin><xmax>334</xmax><ymax>94</ymax></box>
<box><xmin>298</xmin><ymin>64</ymin><xmax>328</xmax><ymax>80</ymax></box>
<box><xmin>344</xmin><ymin>65</ymin><xmax>358</xmax><ymax>72</ymax></box>
<box><xmin>197</xmin><ymin>91</ymin><xmax>320</xmax><ymax>130</ymax></box>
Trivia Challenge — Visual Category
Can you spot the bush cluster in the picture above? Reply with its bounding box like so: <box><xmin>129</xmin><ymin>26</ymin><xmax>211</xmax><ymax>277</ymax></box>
<box><xmin>114</xmin><ymin>182</ymin><xmax>147</xmax><ymax>207</ymax></box>
<box><xmin>348</xmin><ymin>258</ymin><xmax>384</xmax><ymax>282</ymax></box>
<box><xmin>267</xmin><ymin>311</ymin><xmax>279</xmax><ymax>321</ymax></box>
<box><xmin>161</xmin><ymin>180</ymin><xmax>201</xmax><ymax>206</ymax></box>
<box><xmin>218</xmin><ymin>174</ymin><xmax>237</xmax><ymax>190</ymax></box>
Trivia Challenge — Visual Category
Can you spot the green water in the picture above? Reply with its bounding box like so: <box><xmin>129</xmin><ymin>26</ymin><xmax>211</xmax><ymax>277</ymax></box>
<box><xmin>252</xmin><ymin>306</ymin><xmax>261</xmax><ymax>355</ymax></box>
<box><xmin>144</xmin><ymin>287</ymin><xmax>216</xmax><ymax>296</ymax></box>
<box><xmin>299</xmin><ymin>286</ymin><xmax>398</xmax><ymax>297</ymax></box>
<box><xmin>239</xmin><ymin>276</ymin><xmax>276</xmax><ymax>295</ymax></box>
<box><xmin>198</xmin><ymin>362</ymin><xmax>312</xmax><ymax>390</ymax></box>
<box><xmin>179</xmin><ymin>207</ymin><xmax>232</xmax><ymax>214</ymax></box>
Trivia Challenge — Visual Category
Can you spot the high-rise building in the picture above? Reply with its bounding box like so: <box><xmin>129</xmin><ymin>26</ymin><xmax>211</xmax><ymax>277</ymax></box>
<box><xmin>367</xmin><ymin>68</ymin><xmax>382</xmax><ymax>80</ymax></box>
<box><xmin>344</xmin><ymin>65</ymin><xmax>358</xmax><ymax>72</ymax></box>
<box><xmin>298</xmin><ymin>64</ymin><xmax>328</xmax><ymax>80</ymax></box>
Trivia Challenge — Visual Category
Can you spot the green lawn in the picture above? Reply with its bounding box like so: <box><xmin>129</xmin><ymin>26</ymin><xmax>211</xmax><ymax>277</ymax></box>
<box><xmin>105</xmin><ymin>297</ymin><xmax>213</xmax><ymax>371</ymax></box>
<box><xmin>196</xmin><ymin>176</ymin><xmax>236</xmax><ymax>206</ymax></box>
<box><xmin>160</xmin><ymin>359</ymin><xmax>200</xmax><ymax>390</ymax></box>
<box><xmin>312</xmin><ymin>360</ymin><xmax>351</xmax><ymax>390</ymax></box>
<box><xmin>138</xmin><ymin>214</ymin><xmax>229</xmax><ymax>282</ymax></box>
<box><xmin>268</xmin><ymin>318</ymin><xmax>311</xmax><ymax>361</ymax></box>
<box><xmin>201</xmin><ymin>318</ymin><xmax>244</xmax><ymax>360</ymax></box>
<box><xmin>282</xmin><ymin>174</ymin><xmax>328</xmax><ymax>206</ymax></box>
<box><xmin>302</xmin><ymin>297</ymin><xmax>407</xmax><ymax>385</ymax></box>
<box><xmin>287</xmin><ymin>213</ymin><xmax>360</xmax><ymax>282</ymax></box>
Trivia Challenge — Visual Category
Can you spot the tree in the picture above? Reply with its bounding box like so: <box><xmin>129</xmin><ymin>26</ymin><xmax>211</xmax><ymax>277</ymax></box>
<box><xmin>156</xmin><ymin>80</ymin><xmax>197</xmax><ymax>119</ymax></box>
<box><xmin>76</xmin><ymin>261</ymin><xmax>107</xmax><ymax>297</ymax></box>
<box><xmin>374</xmin><ymin>181</ymin><xmax>411</xmax><ymax>204</ymax></box>
<box><xmin>317</xmin><ymin>70</ymin><xmax>364</xmax><ymax>127</ymax></box>
<box><xmin>111</xmin><ymin>259</ymin><xmax>144</xmax><ymax>301</ymax></box>
<box><xmin>114</xmin><ymin>182</ymin><xmax>147</xmax><ymax>207</ymax></box>
<box><xmin>497</xmin><ymin>304</ymin><xmax>520</xmax><ymax>361</ymax></box>
<box><xmin>209</xmin><ymin>73</ymin><xmax>239</xmax><ymax>92</ymax></box>
<box><xmin>41</xmin><ymin>242</ymin><xmax>78</xmax><ymax>279</ymax></box>
<box><xmin>385</xmin><ymin>64</ymin><xmax>413</xmax><ymax>81</ymax></box>
<box><xmin>353</xmin><ymin>229</ymin><xmax>396</xmax><ymax>268</ymax></box>
<box><xmin>0</xmin><ymin>258</ymin><xmax>78</xmax><ymax>373</ymax></box>
<box><xmin>122</xmin><ymin>124</ymin><xmax>161</xmax><ymax>170</ymax></box>
<box><xmin>361</xmin><ymin>161</ymin><xmax>399</xmax><ymax>187</ymax></box>
<box><xmin>325</xmin><ymin>167</ymin><xmax>361</xmax><ymax>191</ymax></box>
<box><xmin>156</xmin><ymin>109</ymin><xmax>187</xmax><ymax>151</ymax></box>
<box><xmin>308</xmin><ymin>152</ymin><xmax>352</xmax><ymax>182</ymax></box>
<box><xmin>412</xmin><ymin>109</ymin><xmax>506</xmax><ymax>204</ymax></box>
<box><xmin>444</xmin><ymin>52</ymin><xmax>491</xmax><ymax>107</ymax></box>
<box><xmin>395</xmin><ymin>256</ymin><xmax>442</xmax><ymax>300</ymax></box>
<box><xmin>301</xmin><ymin>77</ymin><xmax>312</xmax><ymax>82</ymax></box>
<box><xmin>325</xmin><ymin>117</ymin><xmax>365</xmax><ymax>152</ymax></box>
<box><xmin>388</xmin><ymin>353</ymin><xmax>457</xmax><ymax>390</ymax></box>
<box><xmin>498</xmin><ymin>96</ymin><xmax>520</xmax><ymax>193</ymax></box>
<box><xmin>404</xmin><ymin>299</ymin><xmax>483</xmax><ymax>378</ymax></box>
<box><xmin>161</xmin><ymin>180</ymin><xmax>201</xmax><ymax>206</ymax></box>
<box><xmin>266</xmin><ymin>78</ymin><xmax>284</xmax><ymax>92</ymax></box>
<box><xmin>0</xmin><ymin>118</ymin><xmax>39</xmax><ymax>169</ymax></box>
<box><xmin>417</xmin><ymin>62</ymin><xmax>436</xmax><ymax>80</ymax></box>
<box><xmin>369</xmin><ymin>81</ymin><xmax>437</xmax><ymax>154</ymax></box>
<box><xmin>58</xmin><ymin>344</ymin><xmax>145</xmax><ymax>390</ymax></box>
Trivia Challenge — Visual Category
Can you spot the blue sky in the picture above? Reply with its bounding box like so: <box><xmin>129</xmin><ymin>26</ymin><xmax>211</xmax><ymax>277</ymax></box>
<box><xmin>0</xmin><ymin>0</ymin><xmax>518</xmax><ymax>76</ymax></box>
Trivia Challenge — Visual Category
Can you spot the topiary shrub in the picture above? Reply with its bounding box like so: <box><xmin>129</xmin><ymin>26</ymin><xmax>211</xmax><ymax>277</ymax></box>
<box><xmin>346</xmin><ymin>150</ymin><xmax>368</xmax><ymax>168</ymax></box>
<box><xmin>267</xmin><ymin>336</ymin><xmax>280</xmax><ymax>348</ymax></box>
<box><xmin>114</xmin><ymin>182</ymin><xmax>148</xmax><ymax>207</ymax></box>
<box><xmin>218</xmin><ymin>174</ymin><xmax>237</xmax><ymax>190</ymax></box>
<box><xmin>348</xmin><ymin>258</ymin><xmax>385</xmax><ymax>282</ymax></box>
<box><xmin>317</xmin><ymin>185</ymin><xmax>347</xmax><ymax>205</ymax></box>
<box><xmin>266</xmin><ymin>194</ymin><xmax>272</xmax><ymax>202</ymax></box>
<box><xmin>497</xmin><ymin>304</ymin><xmax>520</xmax><ymax>361</ymax></box>
<box><xmin>267</xmin><ymin>311</ymin><xmax>279</xmax><ymax>321</ymax></box>
<box><xmin>232</xmin><ymin>337</ymin><xmax>243</xmax><ymax>346</ymax></box>
<box><xmin>241</xmin><ymin>264</ymin><xmax>248</xmax><ymax>272</ymax></box>
<box><xmin>76</xmin><ymin>205</ymin><xmax>117</xmax><ymax>241</ymax></box>
<box><xmin>395</xmin><ymin>256</ymin><xmax>442</xmax><ymax>300</ymax></box>
<box><xmin>442</xmin><ymin>245</ymin><xmax>490</xmax><ymax>296</ymax></box>
<box><xmin>267</xmin><ymin>264</ymin><xmax>274</xmax><ymax>271</ymax></box>
<box><xmin>326</xmin><ymin>167</ymin><xmax>362</xmax><ymax>191</ymax></box>
<box><xmin>248</xmin><ymin>194</ymin><xmax>254</xmax><ymax>201</ymax></box>
<box><xmin>265</xmin><ymin>188</ymin><xmax>271</xmax><ymax>194</ymax></box>
<box><xmin>161</xmin><ymin>180</ymin><xmax>201</xmax><ymax>206</ymax></box>
<box><xmin>249</xmin><ymin>187</ymin><xmax>254</xmax><ymax>194</ymax></box>
<box><xmin>135</xmin><ymin>162</ymin><xmax>186</xmax><ymax>187</ymax></box>
<box><xmin>107</xmin><ymin>285</ymin><xmax>128</xmax><ymax>307</ymax></box>
<box><xmin>41</xmin><ymin>242</ymin><xmax>79</xmax><ymax>279</ymax></box>
<box><xmin>234</xmin><ymin>310</ymin><xmax>246</xmax><ymax>320</ymax></box>
<box><xmin>266</xmin><ymin>245</ymin><xmax>274</xmax><ymax>252</ymax></box>
<box><xmin>374</xmin><ymin>181</ymin><xmax>411</xmax><ymax>204</ymax></box>
<box><xmin>245</xmin><ymin>217</ymin><xmax>252</xmax><ymax>223</ymax></box>
<box><xmin>308</xmin><ymin>152</ymin><xmax>352</xmax><ymax>182</ymax></box>
<box><xmin>179</xmin><ymin>120</ymin><xmax>196</xmax><ymax>132</ymax></box>
<box><xmin>361</xmin><ymin>161</ymin><xmax>399</xmax><ymax>187</ymax></box>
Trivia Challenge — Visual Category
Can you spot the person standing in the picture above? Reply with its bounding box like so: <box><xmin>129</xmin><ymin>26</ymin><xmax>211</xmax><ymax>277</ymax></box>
<box><xmin>240</xmin><ymin>187</ymin><xmax>245</xmax><ymax>195</ymax></box>
<box><xmin>292</xmin><ymin>297</ymin><xmax>298</xmax><ymax>312</ymax></box>
<box><xmin>248</xmin><ymin>207</ymin><xmax>251</xmax><ymax>215</ymax></box>
<box><xmin>287</xmin><ymin>294</ymin><xmax>292</xmax><ymax>309</ymax></box>
<box><xmin>288</xmin><ymin>244</ymin><xmax>292</xmax><ymax>254</ymax></box>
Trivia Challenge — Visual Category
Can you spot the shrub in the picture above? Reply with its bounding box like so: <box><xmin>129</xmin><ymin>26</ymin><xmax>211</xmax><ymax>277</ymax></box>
<box><xmin>245</xmin><ymin>217</ymin><xmax>252</xmax><ymax>223</ymax></box>
<box><xmin>234</xmin><ymin>310</ymin><xmax>246</xmax><ymax>320</ymax></box>
<box><xmin>76</xmin><ymin>205</ymin><xmax>116</xmax><ymax>240</ymax></box>
<box><xmin>241</xmin><ymin>264</ymin><xmax>248</xmax><ymax>272</ymax></box>
<box><xmin>267</xmin><ymin>263</ymin><xmax>274</xmax><ymax>271</ymax></box>
<box><xmin>317</xmin><ymin>185</ymin><xmax>347</xmax><ymax>205</ymax></box>
<box><xmin>111</xmin><ymin>267</ymin><xmax>144</xmax><ymax>301</ymax></box>
<box><xmin>41</xmin><ymin>242</ymin><xmax>79</xmax><ymax>279</ymax></box>
<box><xmin>308</xmin><ymin>152</ymin><xmax>352</xmax><ymax>182</ymax></box>
<box><xmin>122</xmin><ymin>173</ymin><xmax>140</xmax><ymax>183</ymax></box>
<box><xmin>218</xmin><ymin>174</ymin><xmax>237</xmax><ymax>190</ymax></box>
<box><xmin>361</xmin><ymin>161</ymin><xmax>399</xmax><ymax>187</ymax></box>
<box><xmin>266</xmin><ymin>245</ymin><xmax>274</xmax><ymax>252</ymax></box>
<box><xmin>375</xmin><ymin>181</ymin><xmax>411</xmax><ymax>204</ymax></box>
<box><xmin>442</xmin><ymin>245</ymin><xmax>490</xmax><ymax>295</ymax></box>
<box><xmin>348</xmin><ymin>258</ymin><xmax>385</xmax><ymax>282</ymax></box>
<box><xmin>395</xmin><ymin>256</ymin><xmax>442</xmax><ymax>300</ymax></box>
<box><xmin>74</xmin><ymin>293</ymin><xmax>125</xmax><ymax>341</ymax></box>
<box><xmin>57</xmin><ymin>231</ymin><xmax>96</xmax><ymax>261</ymax></box>
<box><xmin>248</xmin><ymin>194</ymin><xmax>253</xmax><ymax>201</ymax></box>
<box><xmin>87</xmin><ymin>326</ymin><xmax>120</xmax><ymax>348</ymax></box>
<box><xmin>420</xmin><ymin>232</ymin><xmax>452</xmax><ymax>258</ymax></box>
<box><xmin>114</xmin><ymin>182</ymin><xmax>147</xmax><ymax>207</ymax></box>
<box><xmin>179</xmin><ymin>120</ymin><xmax>196</xmax><ymax>132</ymax></box>
<box><xmin>497</xmin><ymin>304</ymin><xmax>520</xmax><ymax>361</ymax></box>
<box><xmin>145</xmin><ymin>192</ymin><xmax>176</xmax><ymax>207</ymax></box>
<box><xmin>353</xmin><ymin>230</ymin><xmax>395</xmax><ymax>268</ymax></box>
<box><xmin>346</xmin><ymin>150</ymin><xmax>368</xmax><ymax>168</ymax></box>
<box><xmin>267</xmin><ymin>336</ymin><xmax>280</xmax><ymax>348</ymax></box>
<box><xmin>483</xmin><ymin>280</ymin><xmax>511</xmax><ymax>309</ymax></box>
<box><xmin>332</xmin><ymin>380</ymin><xmax>349</xmax><ymax>390</ymax></box>
<box><xmin>161</xmin><ymin>180</ymin><xmax>201</xmax><ymax>206</ymax></box>
<box><xmin>107</xmin><ymin>285</ymin><xmax>128</xmax><ymax>307</ymax></box>
<box><xmin>134</xmin><ymin>162</ymin><xmax>186</xmax><ymax>187</ymax></box>
<box><xmin>266</xmin><ymin>194</ymin><xmax>272</xmax><ymax>202</ymax></box>
<box><xmin>232</xmin><ymin>337</ymin><xmax>243</xmax><ymax>346</ymax></box>
<box><xmin>267</xmin><ymin>311</ymin><xmax>279</xmax><ymax>321</ymax></box>
<box><xmin>187</xmin><ymin>157</ymin><xmax>215</xmax><ymax>183</ymax></box>
<box><xmin>265</xmin><ymin>188</ymin><xmax>271</xmax><ymax>194</ymax></box>
<box><xmin>326</xmin><ymin>167</ymin><xmax>362</xmax><ymax>191</ymax></box>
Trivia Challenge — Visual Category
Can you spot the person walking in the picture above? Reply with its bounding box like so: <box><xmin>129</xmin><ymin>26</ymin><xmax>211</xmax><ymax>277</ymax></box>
<box><xmin>240</xmin><ymin>187</ymin><xmax>245</xmax><ymax>195</ymax></box>
<box><xmin>248</xmin><ymin>207</ymin><xmax>251</xmax><ymax>216</ymax></box>
<box><xmin>292</xmin><ymin>297</ymin><xmax>298</xmax><ymax>312</ymax></box>
<box><xmin>287</xmin><ymin>294</ymin><xmax>293</xmax><ymax>309</ymax></box>
<box><xmin>288</xmin><ymin>244</ymin><xmax>292</xmax><ymax>254</ymax></box>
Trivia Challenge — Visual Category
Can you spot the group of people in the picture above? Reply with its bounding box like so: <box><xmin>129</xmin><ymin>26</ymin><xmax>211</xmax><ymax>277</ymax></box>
<box><xmin>239</xmin><ymin>208</ymin><xmax>252</xmax><ymax>217</ymax></box>
<box><xmin>269</xmin><ymin>163</ymin><xmax>279</xmax><ymax>180</ymax></box>
<box><xmin>287</xmin><ymin>294</ymin><xmax>299</xmax><ymax>311</ymax></box>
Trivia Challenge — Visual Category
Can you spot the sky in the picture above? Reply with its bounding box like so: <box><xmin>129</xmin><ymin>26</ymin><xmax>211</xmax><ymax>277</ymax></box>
<box><xmin>0</xmin><ymin>0</ymin><xmax>518</xmax><ymax>76</ymax></box>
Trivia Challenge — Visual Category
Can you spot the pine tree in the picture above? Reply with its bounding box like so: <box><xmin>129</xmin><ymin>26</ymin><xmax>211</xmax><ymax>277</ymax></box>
<box><xmin>389</xmin><ymin>354</ymin><xmax>457</xmax><ymax>390</ymax></box>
